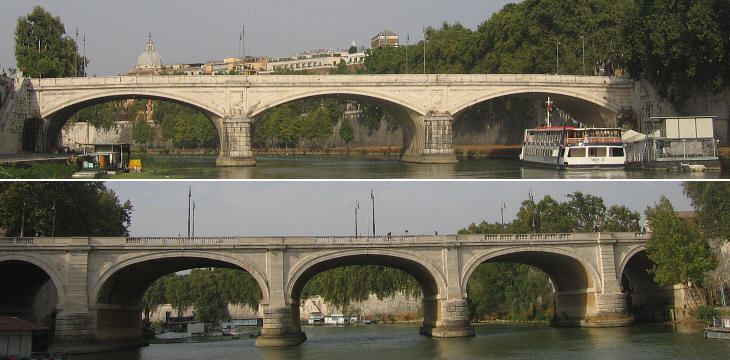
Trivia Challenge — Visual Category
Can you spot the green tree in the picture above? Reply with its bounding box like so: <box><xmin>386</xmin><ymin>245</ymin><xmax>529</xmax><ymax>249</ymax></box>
<box><xmin>301</xmin><ymin>106</ymin><xmax>333</xmax><ymax>149</ymax></box>
<box><xmin>142</xmin><ymin>269</ymin><xmax>261</xmax><ymax>323</ymax></box>
<box><xmin>348</xmin><ymin>45</ymin><xmax>358</xmax><ymax>54</ymax></box>
<box><xmin>15</xmin><ymin>6</ymin><xmax>86</xmax><ymax>78</ymax></box>
<box><xmin>339</xmin><ymin>118</ymin><xmax>355</xmax><ymax>145</ymax></box>
<box><xmin>623</xmin><ymin>0</ymin><xmax>730</xmax><ymax>107</ymax></box>
<box><xmin>301</xmin><ymin>266</ymin><xmax>420</xmax><ymax>313</ymax></box>
<box><xmin>0</xmin><ymin>182</ymin><xmax>132</xmax><ymax>237</ymax></box>
<box><xmin>331</xmin><ymin>59</ymin><xmax>350</xmax><ymax>75</ymax></box>
<box><xmin>645</xmin><ymin>197</ymin><xmax>717</xmax><ymax>286</ymax></box>
<box><xmin>132</xmin><ymin>120</ymin><xmax>155</xmax><ymax>148</ymax></box>
<box><xmin>683</xmin><ymin>182</ymin><xmax>730</xmax><ymax>241</ymax></box>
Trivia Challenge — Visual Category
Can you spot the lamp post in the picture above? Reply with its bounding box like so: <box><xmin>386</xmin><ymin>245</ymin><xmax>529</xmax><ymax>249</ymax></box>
<box><xmin>423</xmin><ymin>27</ymin><xmax>427</xmax><ymax>74</ymax></box>
<box><xmin>354</xmin><ymin>201</ymin><xmax>360</xmax><ymax>238</ymax></box>
<box><xmin>187</xmin><ymin>187</ymin><xmax>191</xmax><ymax>238</ymax></box>
<box><xmin>74</xmin><ymin>28</ymin><xmax>79</xmax><ymax>77</ymax></box>
<box><xmin>371</xmin><ymin>189</ymin><xmax>376</xmax><ymax>237</ymax></box>
<box><xmin>500</xmin><ymin>201</ymin><xmax>507</xmax><ymax>228</ymax></box>
<box><xmin>51</xmin><ymin>200</ymin><xmax>56</xmax><ymax>238</ymax></box>
<box><xmin>20</xmin><ymin>200</ymin><xmax>26</xmax><ymax>238</ymax></box>
<box><xmin>405</xmin><ymin>33</ymin><xmax>409</xmax><ymax>74</ymax></box>
<box><xmin>82</xmin><ymin>34</ymin><xmax>86</xmax><ymax>77</ymax></box>
<box><xmin>192</xmin><ymin>201</ymin><xmax>196</xmax><ymax>238</ymax></box>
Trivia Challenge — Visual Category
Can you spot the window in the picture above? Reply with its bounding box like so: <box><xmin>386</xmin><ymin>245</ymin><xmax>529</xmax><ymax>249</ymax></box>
<box><xmin>611</xmin><ymin>148</ymin><xmax>625</xmax><ymax>157</ymax></box>
<box><xmin>569</xmin><ymin>148</ymin><xmax>586</xmax><ymax>158</ymax></box>
<box><xmin>589</xmin><ymin>147</ymin><xmax>607</xmax><ymax>157</ymax></box>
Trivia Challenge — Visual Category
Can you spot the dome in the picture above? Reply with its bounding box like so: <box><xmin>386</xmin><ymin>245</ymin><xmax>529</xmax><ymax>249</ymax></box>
<box><xmin>136</xmin><ymin>34</ymin><xmax>164</xmax><ymax>69</ymax></box>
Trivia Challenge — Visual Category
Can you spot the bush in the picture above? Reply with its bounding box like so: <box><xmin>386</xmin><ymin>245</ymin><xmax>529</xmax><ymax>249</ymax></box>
<box><xmin>695</xmin><ymin>305</ymin><xmax>717</xmax><ymax>324</ymax></box>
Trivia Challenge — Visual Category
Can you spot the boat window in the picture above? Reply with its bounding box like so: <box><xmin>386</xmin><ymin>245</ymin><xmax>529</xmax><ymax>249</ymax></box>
<box><xmin>611</xmin><ymin>148</ymin><xmax>625</xmax><ymax>157</ymax></box>
<box><xmin>589</xmin><ymin>147</ymin><xmax>607</xmax><ymax>157</ymax></box>
<box><xmin>569</xmin><ymin>148</ymin><xmax>586</xmax><ymax>158</ymax></box>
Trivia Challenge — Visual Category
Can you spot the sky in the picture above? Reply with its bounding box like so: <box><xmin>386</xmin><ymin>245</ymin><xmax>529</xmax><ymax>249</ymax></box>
<box><xmin>1</xmin><ymin>0</ymin><xmax>514</xmax><ymax>76</ymax></box>
<box><xmin>107</xmin><ymin>181</ymin><xmax>693</xmax><ymax>237</ymax></box>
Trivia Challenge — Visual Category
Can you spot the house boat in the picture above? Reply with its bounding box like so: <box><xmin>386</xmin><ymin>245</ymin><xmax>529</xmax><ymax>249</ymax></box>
<box><xmin>623</xmin><ymin>116</ymin><xmax>720</xmax><ymax>171</ymax></box>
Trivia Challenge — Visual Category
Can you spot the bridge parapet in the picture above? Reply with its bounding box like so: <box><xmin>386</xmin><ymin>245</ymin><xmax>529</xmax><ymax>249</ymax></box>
<box><xmin>32</xmin><ymin>74</ymin><xmax>634</xmax><ymax>88</ymax></box>
<box><xmin>0</xmin><ymin>232</ymin><xmax>648</xmax><ymax>248</ymax></box>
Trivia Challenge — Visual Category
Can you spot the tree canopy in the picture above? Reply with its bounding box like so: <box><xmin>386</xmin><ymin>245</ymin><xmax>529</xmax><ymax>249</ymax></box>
<box><xmin>0</xmin><ymin>182</ymin><xmax>132</xmax><ymax>237</ymax></box>
<box><xmin>645</xmin><ymin>196</ymin><xmax>717</xmax><ymax>286</ymax></box>
<box><xmin>683</xmin><ymin>182</ymin><xmax>730</xmax><ymax>241</ymax></box>
<box><xmin>143</xmin><ymin>269</ymin><xmax>261</xmax><ymax>323</ymax></box>
<box><xmin>15</xmin><ymin>6</ymin><xmax>85</xmax><ymax>78</ymax></box>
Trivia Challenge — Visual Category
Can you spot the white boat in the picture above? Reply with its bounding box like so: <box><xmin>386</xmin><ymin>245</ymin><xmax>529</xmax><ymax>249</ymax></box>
<box><xmin>520</xmin><ymin>98</ymin><xmax>625</xmax><ymax>169</ymax></box>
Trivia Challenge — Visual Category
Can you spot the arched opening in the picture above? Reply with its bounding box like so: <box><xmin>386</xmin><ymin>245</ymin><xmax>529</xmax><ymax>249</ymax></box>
<box><xmin>250</xmin><ymin>92</ymin><xmax>423</xmax><ymax>160</ymax></box>
<box><xmin>288</xmin><ymin>254</ymin><xmax>443</xmax><ymax>338</ymax></box>
<box><xmin>450</xmin><ymin>92</ymin><xmax>623</xmax><ymax>160</ymax></box>
<box><xmin>93</xmin><ymin>255</ymin><xmax>266</xmax><ymax>342</ymax></box>
<box><xmin>0</xmin><ymin>259</ymin><xmax>59</xmax><ymax>351</ymax></box>
<box><xmin>620</xmin><ymin>249</ymin><xmax>673</xmax><ymax>322</ymax></box>
<box><xmin>40</xmin><ymin>95</ymin><xmax>222</xmax><ymax>157</ymax></box>
<box><xmin>464</xmin><ymin>250</ymin><xmax>598</xmax><ymax>325</ymax></box>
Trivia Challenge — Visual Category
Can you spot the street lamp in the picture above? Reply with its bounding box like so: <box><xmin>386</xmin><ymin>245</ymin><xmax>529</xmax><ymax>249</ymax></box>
<box><xmin>423</xmin><ymin>27</ymin><xmax>427</xmax><ymax>74</ymax></box>
<box><xmin>500</xmin><ymin>201</ymin><xmax>507</xmax><ymax>228</ymax></box>
<box><xmin>371</xmin><ymin>189</ymin><xmax>376</xmax><ymax>237</ymax></box>
<box><xmin>354</xmin><ymin>201</ymin><xmax>360</xmax><ymax>237</ymax></box>
<box><xmin>51</xmin><ymin>200</ymin><xmax>56</xmax><ymax>238</ymax></box>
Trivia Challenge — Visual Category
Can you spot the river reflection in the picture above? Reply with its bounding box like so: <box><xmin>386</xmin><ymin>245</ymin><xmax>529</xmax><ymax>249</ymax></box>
<box><xmin>75</xmin><ymin>323</ymin><xmax>729</xmax><ymax>360</ymax></box>
<box><xmin>116</xmin><ymin>155</ymin><xmax>728</xmax><ymax>179</ymax></box>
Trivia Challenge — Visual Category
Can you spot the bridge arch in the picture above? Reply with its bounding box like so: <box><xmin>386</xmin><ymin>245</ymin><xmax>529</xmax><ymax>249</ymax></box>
<box><xmin>91</xmin><ymin>250</ymin><xmax>269</xmax><ymax>306</ymax></box>
<box><xmin>0</xmin><ymin>253</ymin><xmax>66</xmax><ymax>308</ymax></box>
<box><xmin>250</xmin><ymin>89</ymin><xmax>425</xmax><ymax>119</ymax></box>
<box><xmin>41</xmin><ymin>90</ymin><xmax>226</xmax><ymax>120</ymax></box>
<box><xmin>90</xmin><ymin>250</ymin><xmax>270</xmax><ymax>342</ymax></box>
<box><xmin>286</xmin><ymin>249</ymin><xmax>448</xmax><ymax>336</ymax></box>
<box><xmin>0</xmin><ymin>254</ymin><xmax>64</xmax><ymax>330</ymax></box>
<box><xmin>39</xmin><ymin>89</ymin><xmax>225</xmax><ymax>153</ymax></box>
<box><xmin>286</xmin><ymin>249</ymin><xmax>446</xmax><ymax>301</ymax></box>
<box><xmin>618</xmin><ymin>246</ymin><xmax>672</xmax><ymax>322</ymax></box>
<box><xmin>449</xmin><ymin>87</ymin><xmax>623</xmax><ymax>118</ymax></box>
<box><xmin>250</xmin><ymin>89</ymin><xmax>427</xmax><ymax>159</ymax></box>
<box><xmin>461</xmin><ymin>246</ymin><xmax>603</xmax><ymax>320</ymax></box>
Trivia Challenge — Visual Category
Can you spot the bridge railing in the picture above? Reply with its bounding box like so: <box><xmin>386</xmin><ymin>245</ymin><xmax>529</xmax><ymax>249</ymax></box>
<box><xmin>125</xmin><ymin>237</ymin><xmax>242</xmax><ymax>245</ymax></box>
<box><xmin>0</xmin><ymin>237</ymin><xmax>37</xmax><ymax>245</ymax></box>
<box><xmin>315</xmin><ymin>236</ymin><xmax>417</xmax><ymax>244</ymax></box>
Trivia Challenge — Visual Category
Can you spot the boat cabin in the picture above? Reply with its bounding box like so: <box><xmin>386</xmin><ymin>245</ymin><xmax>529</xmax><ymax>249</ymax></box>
<box><xmin>624</xmin><ymin>116</ymin><xmax>719</xmax><ymax>170</ymax></box>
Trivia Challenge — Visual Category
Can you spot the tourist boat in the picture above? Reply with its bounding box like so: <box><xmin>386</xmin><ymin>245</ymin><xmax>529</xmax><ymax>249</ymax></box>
<box><xmin>520</xmin><ymin>98</ymin><xmax>626</xmax><ymax>169</ymax></box>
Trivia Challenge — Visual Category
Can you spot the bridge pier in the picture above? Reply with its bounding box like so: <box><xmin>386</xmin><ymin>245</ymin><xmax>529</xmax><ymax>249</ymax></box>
<box><xmin>255</xmin><ymin>305</ymin><xmax>307</xmax><ymax>347</ymax></box>
<box><xmin>420</xmin><ymin>299</ymin><xmax>475</xmax><ymax>338</ymax></box>
<box><xmin>401</xmin><ymin>113</ymin><xmax>458</xmax><ymax>164</ymax></box>
<box><xmin>217</xmin><ymin>116</ymin><xmax>256</xmax><ymax>167</ymax></box>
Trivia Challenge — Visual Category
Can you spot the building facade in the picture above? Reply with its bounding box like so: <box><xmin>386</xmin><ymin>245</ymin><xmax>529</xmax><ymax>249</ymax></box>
<box><xmin>371</xmin><ymin>30</ymin><xmax>399</xmax><ymax>48</ymax></box>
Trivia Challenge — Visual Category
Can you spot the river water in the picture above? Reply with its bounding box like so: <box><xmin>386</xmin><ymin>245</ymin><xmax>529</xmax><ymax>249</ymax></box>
<box><xmin>116</xmin><ymin>155</ymin><xmax>728</xmax><ymax>179</ymax></box>
<box><xmin>76</xmin><ymin>323</ymin><xmax>728</xmax><ymax>360</ymax></box>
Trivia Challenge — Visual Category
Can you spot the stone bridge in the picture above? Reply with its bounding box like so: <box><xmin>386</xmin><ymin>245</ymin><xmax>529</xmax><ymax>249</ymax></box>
<box><xmin>0</xmin><ymin>75</ymin><xmax>635</xmax><ymax>165</ymax></box>
<box><xmin>0</xmin><ymin>232</ymin><xmax>679</xmax><ymax>352</ymax></box>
